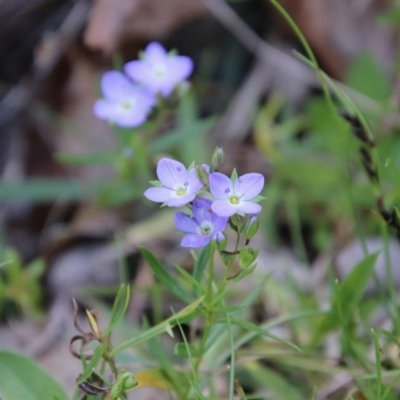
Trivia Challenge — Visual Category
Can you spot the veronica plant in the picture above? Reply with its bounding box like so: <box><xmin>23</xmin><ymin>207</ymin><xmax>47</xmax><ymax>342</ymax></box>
<box><xmin>67</xmin><ymin>149</ymin><xmax>289</xmax><ymax>400</ymax></box>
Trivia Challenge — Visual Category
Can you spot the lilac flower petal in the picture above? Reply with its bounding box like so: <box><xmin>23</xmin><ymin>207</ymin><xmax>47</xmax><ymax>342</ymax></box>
<box><xmin>136</xmin><ymin>88</ymin><xmax>157</xmax><ymax>108</ymax></box>
<box><xmin>101</xmin><ymin>71</ymin><xmax>135</xmax><ymax>101</ymax></box>
<box><xmin>156</xmin><ymin>158</ymin><xmax>187</xmax><ymax>189</ymax></box>
<box><xmin>209</xmin><ymin>173</ymin><xmax>233</xmax><ymax>200</ymax></box>
<box><xmin>93</xmin><ymin>99</ymin><xmax>118</xmax><ymax>120</ymax></box>
<box><xmin>114</xmin><ymin>108</ymin><xmax>149</xmax><ymax>128</ymax></box>
<box><xmin>168</xmin><ymin>56</ymin><xmax>193</xmax><ymax>81</ymax></box>
<box><xmin>124</xmin><ymin>61</ymin><xmax>148</xmax><ymax>83</ymax></box>
<box><xmin>187</xmin><ymin>168</ymin><xmax>204</xmax><ymax>193</ymax></box>
<box><xmin>213</xmin><ymin>231</ymin><xmax>226</xmax><ymax>243</ymax></box>
<box><xmin>202</xmin><ymin>164</ymin><xmax>210</xmax><ymax>173</ymax></box>
<box><xmin>181</xmin><ymin>234</ymin><xmax>210</xmax><ymax>248</ymax></box>
<box><xmin>174</xmin><ymin>212</ymin><xmax>199</xmax><ymax>233</ymax></box>
<box><xmin>237</xmin><ymin>202</ymin><xmax>262</xmax><ymax>215</ymax></box>
<box><xmin>234</xmin><ymin>173</ymin><xmax>264</xmax><ymax>200</ymax></box>
<box><xmin>211</xmin><ymin>200</ymin><xmax>237</xmax><ymax>217</ymax></box>
<box><xmin>145</xmin><ymin>42</ymin><xmax>167</xmax><ymax>63</ymax></box>
<box><xmin>211</xmin><ymin>214</ymin><xmax>228</xmax><ymax>232</ymax></box>
<box><xmin>144</xmin><ymin>187</ymin><xmax>175</xmax><ymax>203</ymax></box>
<box><xmin>192</xmin><ymin>198</ymin><xmax>213</xmax><ymax>223</ymax></box>
<box><xmin>166</xmin><ymin>193</ymin><xmax>195</xmax><ymax>207</ymax></box>
<box><xmin>158</xmin><ymin>82</ymin><xmax>177</xmax><ymax>97</ymax></box>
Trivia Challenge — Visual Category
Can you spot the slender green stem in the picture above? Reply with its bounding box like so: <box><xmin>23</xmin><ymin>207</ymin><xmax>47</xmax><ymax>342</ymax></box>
<box><xmin>269</xmin><ymin>0</ymin><xmax>334</xmax><ymax>110</ymax></box>
<box><xmin>190</xmin><ymin>247</ymin><xmax>216</xmax><ymax>395</ymax></box>
<box><xmin>102</xmin><ymin>334</ymin><xmax>118</xmax><ymax>377</ymax></box>
<box><xmin>225</xmin><ymin>308</ymin><xmax>235</xmax><ymax>400</ymax></box>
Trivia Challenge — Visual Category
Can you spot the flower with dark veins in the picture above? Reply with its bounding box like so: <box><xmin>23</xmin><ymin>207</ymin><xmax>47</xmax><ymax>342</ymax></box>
<box><xmin>144</xmin><ymin>158</ymin><xmax>205</xmax><ymax>207</ymax></box>
<box><xmin>209</xmin><ymin>172</ymin><xmax>264</xmax><ymax>217</ymax></box>
<box><xmin>174</xmin><ymin>198</ymin><xmax>228</xmax><ymax>248</ymax></box>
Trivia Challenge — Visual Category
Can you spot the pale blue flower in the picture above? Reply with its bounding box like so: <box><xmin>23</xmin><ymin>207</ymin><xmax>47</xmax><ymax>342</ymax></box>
<box><xmin>93</xmin><ymin>71</ymin><xmax>156</xmax><ymax>127</ymax></box>
<box><xmin>174</xmin><ymin>198</ymin><xmax>228</xmax><ymax>248</ymax></box>
<box><xmin>209</xmin><ymin>172</ymin><xmax>264</xmax><ymax>217</ymax></box>
<box><xmin>144</xmin><ymin>158</ymin><xmax>204</xmax><ymax>207</ymax></box>
<box><xmin>124</xmin><ymin>42</ymin><xmax>193</xmax><ymax>97</ymax></box>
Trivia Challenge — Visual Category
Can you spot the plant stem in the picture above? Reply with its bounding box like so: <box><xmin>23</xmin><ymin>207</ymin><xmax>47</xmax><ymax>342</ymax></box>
<box><xmin>191</xmin><ymin>247</ymin><xmax>216</xmax><ymax>395</ymax></box>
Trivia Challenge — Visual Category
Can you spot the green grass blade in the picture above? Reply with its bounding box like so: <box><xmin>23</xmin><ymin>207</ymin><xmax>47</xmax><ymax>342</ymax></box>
<box><xmin>139</xmin><ymin>246</ymin><xmax>193</xmax><ymax>304</ymax></box>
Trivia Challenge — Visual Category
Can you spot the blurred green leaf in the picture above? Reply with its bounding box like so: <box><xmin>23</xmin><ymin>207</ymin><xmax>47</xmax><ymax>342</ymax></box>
<box><xmin>192</xmin><ymin>245</ymin><xmax>211</xmax><ymax>286</ymax></box>
<box><xmin>0</xmin><ymin>351</ymin><xmax>68</xmax><ymax>400</ymax></box>
<box><xmin>313</xmin><ymin>252</ymin><xmax>379</xmax><ymax>341</ymax></box>
<box><xmin>56</xmin><ymin>151</ymin><xmax>116</xmax><ymax>166</ymax></box>
<box><xmin>139</xmin><ymin>246</ymin><xmax>193</xmax><ymax>304</ymax></box>
<box><xmin>174</xmin><ymin>342</ymin><xmax>200</xmax><ymax>358</ymax></box>
<box><xmin>113</xmin><ymin>296</ymin><xmax>204</xmax><ymax>355</ymax></box>
<box><xmin>76</xmin><ymin>345</ymin><xmax>105</xmax><ymax>385</ymax></box>
<box><xmin>102</xmin><ymin>284</ymin><xmax>131</xmax><ymax>336</ymax></box>
<box><xmin>231</xmin><ymin>319</ymin><xmax>300</xmax><ymax>351</ymax></box>
<box><xmin>149</xmin><ymin>95</ymin><xmax>215</xmax><ymax>165</ymax></box>
<box><xmin>0</xmin><ymin>179</ymin><xmax>86</xmax><ymax>202</ymax></box>
<box><xmin>346</xmin><ymin>52</ymin><xmax>391</xmax><ymax>101</ymax></box>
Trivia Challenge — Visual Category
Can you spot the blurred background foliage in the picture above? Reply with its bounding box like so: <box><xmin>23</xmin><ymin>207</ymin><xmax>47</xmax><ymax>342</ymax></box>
<box><xmin>2</xmin><ymin>0</ymin><xmax>400</xmax><ymax>398</ymax></box>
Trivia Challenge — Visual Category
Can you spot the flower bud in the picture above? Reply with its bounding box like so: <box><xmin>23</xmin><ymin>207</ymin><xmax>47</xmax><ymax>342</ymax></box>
<box><xmin>195</xmin><ymin>164</ymin><xmax>209</xmax><ymax>186</ymax></box>
<box><xmin>229</xmin><ymin>214</ymin><xmax>241</xmax><ymax>231</ymax></box>
<box><xmin>211</xmin><ymin>147</ymin><xmax>225</xmax><ymax>170</ymax></box>
<box><xmin>243</xmin><ymin>216</ymin><xmax>259</xmax><ymax>239</ymax></box>
<box><xmin>239</xmin><ymin>246</ymin><xmax>259</xmax><ymax>269</ymax></box>
<box><xmin>214</xmin><ymin>231</ymin><xmax>227</xmax><ymax>251</ymax></box>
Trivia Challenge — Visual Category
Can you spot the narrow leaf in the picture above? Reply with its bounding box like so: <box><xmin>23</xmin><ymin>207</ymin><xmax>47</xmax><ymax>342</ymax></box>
<box><xmin>113</xmin><ymin>296</ymin><xmax>204</xmax><ymax>355</ymax></box>
<box><xmin>102</xmin><ymin>284</ymin><xmax>130</xmax><ymax>336</ymax></box>
<box><xmin>139</xmin><ymin>246</ymin><xmax>193</xmax><ymax>304</ymax></box>
<box><xmin>76</xmin><ymin>345</ymin><xmax>105</xmax><ymax>384</ymax></box>
<box><xmin>0</xmin><ymin>351</ymin><xmax>68</xmax><ymax>400</ymax></box>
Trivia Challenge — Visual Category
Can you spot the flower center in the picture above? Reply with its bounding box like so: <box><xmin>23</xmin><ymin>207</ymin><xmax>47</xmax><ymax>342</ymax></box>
<box><xmin>199</xmin><ymin>221</ymin><xmax>213</xmax><ymax>236</ymax></box>
<box><xmin>230</xmin><ymin>196</ymin><xmax>239</xmax><ymax>205</ymax></box>
<box><xmin>153</xmin><ymin>65</ymin><xmax>167</xmax><ymax>78</ymax></box>
<box><xmin>121</xmin><ymin>101</ymin><xmax>132</xmax><ymax>110</ymax></box>
<box><xmin>176</xmin><ymin>187</ymin><xmax>186</xmax><ymax>196</ymax></box>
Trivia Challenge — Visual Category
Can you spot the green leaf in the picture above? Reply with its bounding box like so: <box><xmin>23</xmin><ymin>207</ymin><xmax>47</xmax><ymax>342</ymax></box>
<box><xmin>338</xmin><ymin>251</ymin><xmax>379</xmax><ymax>317</ymax></box>
<box><xmin>0</xmin><ymin>351</ymin><xmax>68</xmax><ymax>400</ymax></box>
<box><xmin>173</xmin><ymin>264</ymin><xmax>203</xmax><ymax>294</ymax></box>
<box><xmin>174</xmin><ymin>343</ymin><xmax>200</xmax><ymax>358</ymax></box>
<box><xmin>227</xmin><ymin>264</ymin><xmax>257</xmax><ymax>282</ymax></box>
<box><xmin>102</xmin><ymin>284</ymin><xmax>130</xmax><ymax>336</ymax></box>
<box><xmin>238</xmin><ymin>247</ymin><xmax>259</xmax><ymax>269</ymax></box>
<box><xmin>139</xmin><ymin>246</ymin><xmax>193</xmax><ymax>304</ymax></box>
<box><xmin>193</xmin><ymin>245</ymin><xmax>211</xmax><ymax>284</ymax></box>
<box><xmin>55</xmin><ymin>151</ymin><xmax>116</xmax><ymax>166</ymax></box>
<box><xmin>313</xmin><ymin>252</ymin><xmax>379</xmax><ymax>341</ymax></box>
<box><xmin>76</xmin><ymin>345</ymin><xmax>105</xmax><ymax>385</ymax></box>
<box><xmin>0</xmin><ymin>179</ymin><xmax>86</xmax><ymax>202</ymax></box>
<box><xmin>346</xmin><ymin>52</ymin><xmax>391</xmax><ymax>101</ymax></box>
<box><xmin>231</xmin><ymin>319</ymin><xmax>300</xmax><ymax>351</ymax></box>
<box><xmin>112</xmin><ymin>296</ymin><xmax>204</xmax><ymax>355</ymax></box>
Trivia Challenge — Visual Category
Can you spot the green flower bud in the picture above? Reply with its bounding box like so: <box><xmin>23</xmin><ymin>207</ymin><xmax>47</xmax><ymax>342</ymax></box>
<box><xmin>195</xmin><ymin>164</ymin><xmax>209</xmax><ymax>186</ymax></box>
<box><xmin>229</xmin><ymin>214</ymin><xmax>241</xmax><ymax>231</ymax></box>
<box><xmin>243</xmin><ymin>216</ymin><xmax>259</xmax><ymax>239</ymax></box>
<box><xmin>211</xmin><ymin>147</ymin><xmax>225</xmax><ymax>170</ymax></box>
<box><xmin>239</xmin><ymin>246</ymin><xmax>259</xmax><ymax>269</ymax></box>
